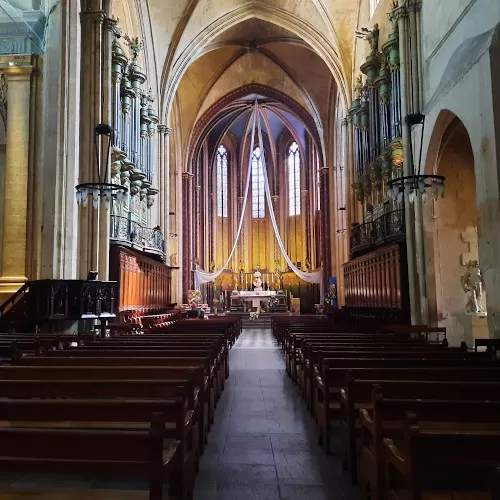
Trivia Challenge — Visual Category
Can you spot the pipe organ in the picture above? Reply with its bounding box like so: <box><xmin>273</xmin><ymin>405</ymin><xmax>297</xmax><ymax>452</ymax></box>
<box><xmin>350</xmin><ymin>13</ymin><xmax>403</xmax><ymax>219</ymax></box>
<box><xmin>345</xmin><ymin>5</ymin><xmax>408</xmax><ymax>318</ymax></box>
<box><xmin>110</xmin><ymin>31</ymin><xmax>159</xmax><ymax>226</ymax></box>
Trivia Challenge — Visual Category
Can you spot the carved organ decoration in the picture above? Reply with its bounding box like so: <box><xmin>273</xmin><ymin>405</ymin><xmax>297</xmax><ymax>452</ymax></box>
<box><xmin>0</xmin><ymin>72</ymin><xmax>6</xmax><ymax>131</ymax></box>
<box><xmin>350</xmin><ymin>5</ymin><xmax>403</xmax><ymax>223</ymax></box>
<box><xmin>110</xmin><ymin>28</ymin><xmax>159</xmax><ymax>227</ymax></box>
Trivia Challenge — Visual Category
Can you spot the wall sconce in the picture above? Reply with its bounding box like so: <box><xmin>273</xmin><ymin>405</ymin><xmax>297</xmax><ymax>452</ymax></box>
<box><xmin>387</xmin><ymin>113</ymin><xmax>445</xmax><ymax>203</ymax></box>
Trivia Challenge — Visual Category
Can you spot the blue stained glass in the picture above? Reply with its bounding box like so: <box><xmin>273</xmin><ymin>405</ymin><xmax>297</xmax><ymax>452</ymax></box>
<box><xmin>287</xmin><ymin>142</ymin><xmax>301</xmax><ymax>216</ymax></box>
<box><xmin>216</xmin><ymin>145</ymin><xmax>228</xmax><ymax>217</ymax></box>
<box><xmin>252</xmin><ymin>147</ymin><xmax>265</xmax><ymax>218</ymax></box>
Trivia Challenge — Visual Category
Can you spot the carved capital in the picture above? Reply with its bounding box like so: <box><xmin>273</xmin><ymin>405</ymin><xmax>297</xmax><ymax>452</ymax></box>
<box><xmin>407</xmin><ymin>0</ymin><xmax>422</xmax><ymax>13</ymax></box>
<box><xmin>81</xmin><ymin>9</ymin><xmax>105</xmax><ymax>25</ymax></box>
<box><xmin>157</xmin><ymin>124</ymin><xmax>168</xmax><ymax>134</ymax></box>
<box><xmin>319</xmin><ymin>167</ymin><xmax>330</xmax><ymax>176</ymax></box>
<box><xmin>182</xmin><ymin>172</ymin><xmax>194</xmax><ymax>181</ymax></box>
<box><xmin>194</xmin><ymin>185</ymin><xmax>201</xmax><ymax>192</ymax></box>
<box><xmin>103</xmin><ymin>16</ymin><xmax>118</xmax><ymax>33</ymax></box>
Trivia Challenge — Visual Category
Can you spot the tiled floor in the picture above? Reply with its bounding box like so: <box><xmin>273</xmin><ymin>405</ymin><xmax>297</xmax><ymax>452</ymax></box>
<box><xmin>194</xmin><ymin>327</ymin><xmax>360</xmax><ymax>500</ymax></box>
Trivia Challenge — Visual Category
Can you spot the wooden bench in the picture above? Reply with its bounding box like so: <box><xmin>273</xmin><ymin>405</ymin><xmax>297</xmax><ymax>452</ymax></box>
<box><xmin>0</xmin><ymin>413</ymin><xmax>178</xmax><ymax>500</ymax></box>
<box><xmin>316</xmin><ymin>366</ymin><xmax>500</xmax><ymax>455</ymax></box>
<box><xmin>384</xmin><ymin>411</ymin><xmax>500</xmax><ymax>500</ymax></box>
<box><xmin>0</xmin><ymin>397</ymin><xmax>196</xmax><ymax>499</ymax></box>
<box><xmin>359</xmin><ymin>385</ymin><xmax>500</xmax><ymax>499</ymax></box>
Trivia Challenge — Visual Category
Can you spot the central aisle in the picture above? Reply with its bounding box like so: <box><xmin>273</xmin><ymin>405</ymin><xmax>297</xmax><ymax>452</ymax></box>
<box><xmin>194</xmin><ymin>327</ymin><xmax>359</xmax><ymax>500</ymax></box>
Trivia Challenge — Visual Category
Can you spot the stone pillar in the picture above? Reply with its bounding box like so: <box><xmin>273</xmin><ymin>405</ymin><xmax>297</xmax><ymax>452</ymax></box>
<box><xmin>393</xmin><ymin>2</ymin><xmax>420</xmax><ymax>324</ymax></box>
<box><xmin>301</xmin><ymin>189</ymin><xmax>310</xmax><ymax>266</ymax></box>
<box><xmin>78</xmin><ymin>2</ymin><xmax>103</xmax><ymax>279</ymax></box>
<box><xmin>0</xmin><ymin>65</ymin><xmax>33</xmax><ymax>304</ymax></box>
<box><xmin>182</xmin><ymin>171</ymin><xmax>193</xmax><ymax>301</ymax></box>
<box><xmin>157</xmin><ymin>124</ymin><xmax>171</xmax><ymax>258</ymax></box>
<box><xmin>194</xmin><ymin>184</ymin><xmax>201</xmax><ymax>268</ymax></box>
<box><xmin>98</xmin><ymin>10</ymin><xmax>115</xmax><ymax>281</ymax></box>
<box><xmin>319</xmin><ymin>166</ymin><xmax>332</xmax><ymax>288</ymax></box>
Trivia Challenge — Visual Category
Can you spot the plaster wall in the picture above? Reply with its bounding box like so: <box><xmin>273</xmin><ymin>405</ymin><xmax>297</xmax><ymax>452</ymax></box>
<box><xmin>174</xmin><ymin>0</ymin><xmax>330</xmax><ymax>64</ymax></box>
<box><xmin>199</xmin><ymin>53</ymin><xmax>311</xmax><ymax>121</ymax></box>
<box><xmin>420</xmin><ymin>48</ymin><xmax>500</xmax><ymax>334</ymax></box>
<box><xmin>433</xmin><ymin>127</ymin><xmax>477</xmax><ymax>346</ymax></box>
<box><xmin>421</xmin><ymin>0</ymin><xmax>500</xmax><ymax>109</ymax></box>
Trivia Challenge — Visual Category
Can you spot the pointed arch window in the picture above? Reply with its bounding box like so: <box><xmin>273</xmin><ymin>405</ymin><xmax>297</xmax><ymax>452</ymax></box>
<box><xmin>252</xmin><ymin>146</ymin><xmax>265</xmax><ymax>219</ymax></box>
<box><xmin>216</xmin><ymin>145</ymin><xmax>228</xmax><ymax>217</ymax></box>
<box><xmin>287</xmin><ymin>141</ymin><xmax>301</xmax><ymax>216</ymax></box>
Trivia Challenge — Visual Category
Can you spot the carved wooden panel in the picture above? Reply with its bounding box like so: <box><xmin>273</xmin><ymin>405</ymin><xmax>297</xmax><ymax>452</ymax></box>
<box><xmin>343</xmin><ymin>244</ymin><xmax>409</xmax><ymax>315</ymax></box>
<box><xmin>110</xmin><ymin>246</ymin><xmax>172</xmax><ymax>312</ymax></box>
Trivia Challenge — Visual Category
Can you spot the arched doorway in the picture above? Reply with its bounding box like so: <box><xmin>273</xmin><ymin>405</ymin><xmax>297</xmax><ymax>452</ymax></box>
<box><xmin>425</xmin><ymin>115</ymin><xmax>485</xmax><ymax>345</ymax></box>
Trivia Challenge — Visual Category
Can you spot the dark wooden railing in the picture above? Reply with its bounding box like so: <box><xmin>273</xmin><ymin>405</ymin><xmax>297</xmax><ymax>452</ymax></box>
<box><xmin>110</xmin><ymin>215</ymin><xmax>165</xmax><ymax>258</ymax></box>
<box><xmin>350</xmin><ymin>209</ymin><xmax>405</xmax><ymax>258</ymax></box>
<box><xmin>0</xmin><ymin>280</ymin><xmax>118</xmax><ymax>332</ymax></box>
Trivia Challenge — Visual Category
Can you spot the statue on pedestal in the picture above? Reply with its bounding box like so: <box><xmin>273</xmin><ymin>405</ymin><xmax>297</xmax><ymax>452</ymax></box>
<box><xmin>460</xmin><ymin>260</ymin><xmax>487</xmax><ymax>315</ymax></box>
<box><xmin>252</xmin><ymin>270</ymin><xmax>263</xmax><ymax>291</ymax></box>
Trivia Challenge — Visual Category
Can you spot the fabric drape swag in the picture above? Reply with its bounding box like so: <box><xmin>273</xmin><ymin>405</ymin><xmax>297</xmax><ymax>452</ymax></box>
<box><xmin>194</xmin><ymin>102</ymin><xmax>324</xmax><ymax>298</ymax></box>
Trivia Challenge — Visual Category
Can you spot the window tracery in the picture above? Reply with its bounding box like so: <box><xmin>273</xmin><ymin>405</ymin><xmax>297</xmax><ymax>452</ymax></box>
<box><xmin>216</xmin><ymin>145</ymin><xmax>228</xmax><ymax>217</ymax></box>
<box><xmin>287</xmin><ymin>141</ymin><xmax>301</xmax><ymax>216</ymax></box>
<box><xmin>252</xmin><ymin>146</ymin><xmax>265</xmax><ymax>219</ymax></box>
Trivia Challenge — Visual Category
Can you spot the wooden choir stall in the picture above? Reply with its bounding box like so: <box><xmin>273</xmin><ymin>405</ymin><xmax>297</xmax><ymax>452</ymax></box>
<box><xmin>110</xmin><ymin>246</ymin><xmax>173</xmax><ymax>315</ymax></box>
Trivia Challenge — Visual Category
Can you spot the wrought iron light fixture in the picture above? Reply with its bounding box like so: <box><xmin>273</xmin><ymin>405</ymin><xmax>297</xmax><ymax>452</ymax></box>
<box><xmin>75</xmin><ymin>124</ymin><xmax>128</xmax><ymax>209</ymax></box>
<box><xmin>387</xmin><ymin>113</ymin><xmax>445</xmax><ymax>203</ymax></box>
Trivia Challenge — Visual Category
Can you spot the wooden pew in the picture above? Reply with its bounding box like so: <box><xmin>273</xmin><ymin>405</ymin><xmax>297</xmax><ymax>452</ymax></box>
<box><xmin>358</xmin><ymin>385</ymin><xmax>500</xmax><ymax>500</ymax></box>
<box><xmin>0</xmin><ymin>398</ymin><xmax>196</xmax><ymax>499</ymax></box>
<box><xmin>384</xmin><ymin>411</ymin><xmax>500</xmax><ymax>500</ymax></box>
<box><xmin>0</xmin><ymin>365</ymin><xmax>206</xmax><ymax>459</ymax></box>
<box><xmin>0</xmin><ymin>413</ymin><xmax>178</xmax><ymax>500</ymax></box>
<box><xmin>316</xmin><ymin>366</ymin><xmax>500</xmax><ymax>456</ymax></box>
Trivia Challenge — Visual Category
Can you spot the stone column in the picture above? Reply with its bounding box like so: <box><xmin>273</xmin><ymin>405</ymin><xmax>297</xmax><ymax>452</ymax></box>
<box><xmin>319</xmin><ymin>166</ymin><xmax>332</xmax><ymax>287</ymax></box>
<box><xmin>301</xmin><ymin>189</ymin><xmax>310</xmax><ymax>267</ymax></box>
<box><xmin>393</xmin><ymin>2</ymin><xmax>420</xmax><ymax>324</ymax></box>
<box><xmin>98</xmin><ymin>11</ymin><xmax>115</xmax><ymax>281</ymax></box>
<box><xmin>78</xmin><ymin>2</ymin><xmax>104</xmax><ymax>279</ymax></box>
<box><xmin>157</xmin><ymin>124</ymin><xmax>171</xmax><ymax>258</ymax></box>
<box><xmin>182</xmin><ymin>171</ymin><xmax>193</xmax><ymax>301</ymax></box>
<box><xmin>271</xmin><ymin>195</ymin><xmax>280</xmax><ymax>270</ymax></box>
<box><xmin>0</xmin><ymin>65</ymin><xmax>33</xmax><ymax>303</ymax></box>
<box><xmin>194</xmin><ymin>184</ymin><xmax>201</xmax><ymax>268</ymax></box>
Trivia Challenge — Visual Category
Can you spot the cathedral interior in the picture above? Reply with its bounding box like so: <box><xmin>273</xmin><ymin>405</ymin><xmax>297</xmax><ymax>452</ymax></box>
<box><xmin>0</xmin><ymin>0</ymin><xmax>500</xmax><ymax>499</ymax></box>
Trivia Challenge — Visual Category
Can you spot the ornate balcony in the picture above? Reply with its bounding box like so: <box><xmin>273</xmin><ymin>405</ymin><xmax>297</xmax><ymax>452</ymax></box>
<box><xmin>110</xmin><ymin>215</ymin><xmax>165</xmax><ymax>259</ymax></box>
<box><xmin>350</xmin><ymin>209</ymin><xmax>405</xmax><ymax>258</ymax></box>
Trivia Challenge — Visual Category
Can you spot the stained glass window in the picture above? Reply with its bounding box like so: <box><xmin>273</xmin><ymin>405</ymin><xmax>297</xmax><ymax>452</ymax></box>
<box><xmin>287</xmin><ymin>142</ymin><xmax>301</xmax><ymax>216</ymax></box>
<box><xmin>216</xmin><ymin>145</ymin><xmax>228</xmax><ymax>217</ymax></box>
<box><xmin>252</xmin><ymin>147</ymin><xmax>265</xmax><ymax>219</ymax></box>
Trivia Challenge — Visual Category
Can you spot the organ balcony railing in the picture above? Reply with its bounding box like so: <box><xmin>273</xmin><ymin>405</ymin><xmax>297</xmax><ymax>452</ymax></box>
<box><xmin>110</xmin><ymin>215</ymin><xmax>165</xmax><ymax>259</ymax></box>
<box><xmin>350</xmin><ymin>209</ymin><xmax>405</xmax><ymax>258</ymax></box>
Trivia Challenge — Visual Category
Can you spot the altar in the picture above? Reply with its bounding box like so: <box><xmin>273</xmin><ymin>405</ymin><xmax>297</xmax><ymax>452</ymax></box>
<box><xmin>231</xmin><ymin>290</ymin><xmax>275</xmax><ymax>311</ymax></box>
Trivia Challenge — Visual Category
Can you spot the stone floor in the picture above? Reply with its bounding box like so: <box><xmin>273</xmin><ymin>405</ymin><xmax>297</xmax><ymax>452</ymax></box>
<box><xmin>194</xmin><ymin>327</ymin><xmax>361</xmax><ymax>500</ymax></box>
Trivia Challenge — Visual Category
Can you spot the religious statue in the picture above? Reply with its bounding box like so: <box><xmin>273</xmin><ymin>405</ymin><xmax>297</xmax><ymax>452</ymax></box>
<box><xmin>460</xmin><ymin>260</ymin><xmax>487</xmax><ymax>315</ymax></box>
<box><xmin>252</xmin><ymin>270</ymin><xmax>263</xmax><ymax>291</ymax></box>
<box><xmin>354</xmin><ymin>74</ymin><xmax>364</xmax><ymax>100</ymax></box>
<box><xmin>355</xmin><ymin>24</ymin><xmax>379</xmax><ymax>57</ymax></box>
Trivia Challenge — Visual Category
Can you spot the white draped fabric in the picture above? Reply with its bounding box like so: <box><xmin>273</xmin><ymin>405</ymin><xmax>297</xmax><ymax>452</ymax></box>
<box><xmin>194</xmin><ymin>101</ymin><xmax>324</xmax><ymax>299</ymax></box>
<box><xmin>193</xmin><ymin>105</ymin><xmax>258</xmax><ymax>290</ymax></box>
<box><xmin>255</xmin><ymin>109</ymin><xmax>325</xmax><ymax>298</ymax></box>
